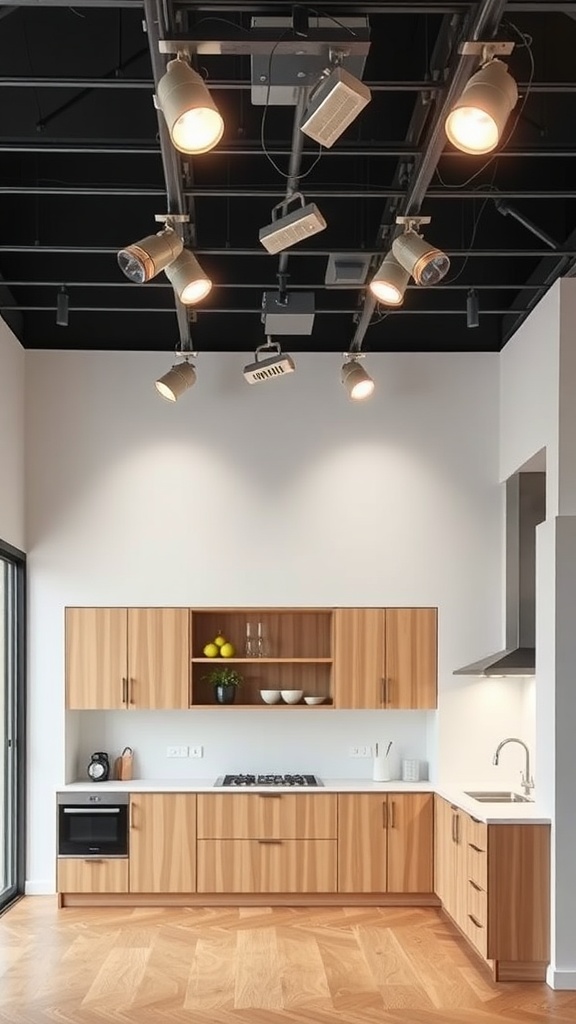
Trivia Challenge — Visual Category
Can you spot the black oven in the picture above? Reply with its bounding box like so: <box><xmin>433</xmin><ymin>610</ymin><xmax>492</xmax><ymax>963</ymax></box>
<box><xmin>57</xmin><ymin>792</ymin><xmax>129</xmax><ymax>857</ymax></box>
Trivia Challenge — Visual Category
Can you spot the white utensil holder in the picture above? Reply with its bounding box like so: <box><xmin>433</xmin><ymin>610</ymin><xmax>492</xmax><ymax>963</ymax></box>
<box><xmin>372</xmin><ymin>755</ymin><xmax>392</xmax><ymax>782</ymax></box>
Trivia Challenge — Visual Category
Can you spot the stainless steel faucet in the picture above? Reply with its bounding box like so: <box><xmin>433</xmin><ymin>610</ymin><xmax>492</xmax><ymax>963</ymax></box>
<box><xmin>492</xmin><ymin>737</ymin><xmax>534</xmax><ymax>796</ymax></box>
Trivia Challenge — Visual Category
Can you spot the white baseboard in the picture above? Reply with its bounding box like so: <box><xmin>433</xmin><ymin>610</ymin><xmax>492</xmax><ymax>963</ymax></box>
<box><xmin>546</xmin><ymin>966</ymin><xmax>576</xmax><ymax>990</ymax></box>
<box><xmin>25</xmin><ymin>880</ymin><xmax>56</xmax><ymax>895</ymax></box>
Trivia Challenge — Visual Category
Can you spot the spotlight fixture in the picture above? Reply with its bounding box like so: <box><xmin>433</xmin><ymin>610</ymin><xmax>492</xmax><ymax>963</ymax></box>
<box><xmin>300</xmin><ymin>65</ymin><xmax>371</xmax><ymax>148</ymax></box>
<box><xmin>341</xmin><ymin>355</ymin><xmax>375</xmax><ymax>401</ymax></box>
<box><xmin>156</xmin><ymin>54</ymin><xmax>224</xmax><ymax>155</ymax></box>
<box><xmin>56</xmin><ymin>286</ymin><xmax>69</xmax><ymax>327</ymax></box>
<box><xmin>369</xmin><ymin>252</ymin><xmax>410</xmax><ymax>306</ymax></box>
<box><xmin>445</xmin><ymin>42</ymin><xmax>517</xmax><ymax>155</ymax></box>
<box><xmin>164</xmin><ymin>249</ymin><xmax>212</xmax><ymax>305</ymax></box>
<box><xmin>243</xmin><ymin>339</ymin><xmax>296</xmax><ymax>384</ymax></box>
<box><xmin>392</xmin><ymin>216</ymin><xmax>450</xmax><ymax>287</ymax></box>
<box><xmin>155</xmin><ymin>356</ymin><xmax>197</xmax><ymax>402</ymax></box>
<box><xmin>467</xmin><ymin>288</ymin><xmax>480</xmax><ymax>328</ymax></box>
<box><xmin>118</xmin><ymin>225</ymin><xmax>184</xmax><ymax>284</ymax></box>
<box><xmin>259</xmin><ymin>193</ymin><xmax>327</xmax><ymax>255</ymax></box>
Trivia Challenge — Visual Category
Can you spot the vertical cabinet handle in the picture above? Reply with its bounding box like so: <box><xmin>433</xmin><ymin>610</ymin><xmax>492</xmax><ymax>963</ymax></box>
<box><xmin>129</xmin><ymin>678</ymin><xmax>135</xmax><ymax>705</ymax></box>
<box><xmin>451</xmin><ymin>812</ymin><xmax>457</xmax><ymax>843</ymax></box>
<box><xmin>389</xmin><ymin>800</ymin><xmax>396</xmax><ymax>829</ymax></box>
<box><xmin>382</xmin><ymin>800</ymin><xmax>388</xmax><ymax>829</ymax></box>
<box><xmin>122</xmin><ymin>677</ymin><xmax>128</xmax><ymax>705</ymax></box>
<box><xmin>129</xmin><ymin>802</ymin><xmax>135</xmax><ymax>829</ymax></box>
<box><xmin>380</xmin><ymin>678</ymin><xmax>388</xmax><ymax>705</ymax></box>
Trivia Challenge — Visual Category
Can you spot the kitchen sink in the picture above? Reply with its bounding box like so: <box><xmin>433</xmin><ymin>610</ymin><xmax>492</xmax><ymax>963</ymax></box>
<box><xmin>464</xmin><ymin>790</ymin><xmax>533</xmax><ymax>803</ymax></box>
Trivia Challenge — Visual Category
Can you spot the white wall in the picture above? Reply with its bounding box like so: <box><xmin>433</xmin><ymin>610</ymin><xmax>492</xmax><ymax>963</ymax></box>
<box><xmin>0</xmin><ymin>318</ymin><xmax>25</xmax><ymax>551</ymax></box>
<box><xmin>26</xmin><ymin>348</ymin><xmax>524</xmax><ymax>892</ymax></box>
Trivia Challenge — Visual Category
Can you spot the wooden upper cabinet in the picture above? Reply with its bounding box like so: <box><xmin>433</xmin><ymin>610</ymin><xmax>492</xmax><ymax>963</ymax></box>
<box><xmin>129</xmin><ymin>793</ymin><xmax>196</xmax><ymax>893</ymax></box>
<box><xmin>333</xmin><ymin>609</ymin><xmax>385</xmax><ymax>708</ymax></box>
<box><xmin>385</xmin><ymin>608</ymin><xmax>437</xmax><ymax>709</ymax></box>
<box><xmin>65</xmin><ymin>607</ymin><xmax>190</xmax><ymax>710</ymax></box>
<box><xmin>333</xmin><ymin>608</ymin><xmax>437</xmax><ymax>709</ymax></box>
<box><xmin>127</xmin><ymin>608</ymin><xmax>190</xmax><ymax>710</ymax></box>
<box><xmin>66</xmin><ymin>607</ymin><xmax>128</xmax><ymax>710</ymax></box>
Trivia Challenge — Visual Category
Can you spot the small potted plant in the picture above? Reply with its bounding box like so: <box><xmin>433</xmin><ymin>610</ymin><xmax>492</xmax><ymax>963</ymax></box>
<box><xmin>204</xmin><ymin>666</ymin><xmax>243</xmax><ymax>705</ymax></box>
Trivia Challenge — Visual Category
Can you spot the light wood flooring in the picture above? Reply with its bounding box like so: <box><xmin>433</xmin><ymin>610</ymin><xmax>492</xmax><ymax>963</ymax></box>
<box><xmin>1</xmin><ymin>898</ymin><xmax>575</xmax><ymax>1023</ymax></box>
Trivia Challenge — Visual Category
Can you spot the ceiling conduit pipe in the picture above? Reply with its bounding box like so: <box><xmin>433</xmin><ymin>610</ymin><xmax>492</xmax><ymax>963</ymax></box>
<box><xmin>349</xmin><ymin>0</ymin><xmax>508</xmax><ymax>353</ymax></box>
<box><xmin>143</xmin><ymin>0</ymin><xmax>194</xmax><ymax>349</ymax></box>
<box><xmin>275</xmin><ymin>87</ymin><xmax>311</xmax><ymax>299</ymax></box>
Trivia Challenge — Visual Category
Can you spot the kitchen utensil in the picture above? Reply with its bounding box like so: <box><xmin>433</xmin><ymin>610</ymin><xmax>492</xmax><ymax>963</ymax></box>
<box><xmin>280</xmin><ymin>689</ymin><xmax>303</xmax><ymax>704</ymax></box>
<box><xmin>114</xmin><ymin>746</ymin><xmax>133</xmax><ymax>780</ymax></box>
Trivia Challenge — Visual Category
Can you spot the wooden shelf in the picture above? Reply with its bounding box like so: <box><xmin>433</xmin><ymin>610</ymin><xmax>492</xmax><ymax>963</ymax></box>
<box><xmin>192</xmin><ymin>703</ymin><xmax>334</xmax><ymax>709</ymax></box>
<box><xmin>191</xmin><ymin>658</ymin><xmax>333</xmax><ymax>665</ymax></box>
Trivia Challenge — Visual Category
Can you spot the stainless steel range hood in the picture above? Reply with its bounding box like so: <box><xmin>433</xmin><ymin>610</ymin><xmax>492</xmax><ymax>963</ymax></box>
<box><xmin>454</xmin><ymin>472</ymin><xmax>546</xmax><ymax>676</ymax></box>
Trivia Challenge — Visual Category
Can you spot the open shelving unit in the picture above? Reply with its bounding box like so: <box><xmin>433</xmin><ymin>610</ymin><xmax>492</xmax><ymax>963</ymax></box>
<box><xmin>190</xmin><ymin>609</ymin><xmax>334</xmax><ymax>707</ymax></box>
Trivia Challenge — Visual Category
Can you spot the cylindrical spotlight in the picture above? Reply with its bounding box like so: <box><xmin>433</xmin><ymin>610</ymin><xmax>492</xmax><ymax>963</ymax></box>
<box><xmin>157</xmin><ymin>58</ymin><xmax>224</xmax><ymax>155</ymax></box>
<box><xmin>392</xmin><ymin>230</ymin><xmax>450</xmax><ymax>286</ymax></box>
<box><xmin>467</xmin><ymin>288</ymin><xmax>480</xmax><ymax>328</ymax></box>
<box><xmin>117</xmin><ymin>227</ymin><xmax>183</xmax><ymax>284</ymax></box>
<box><xmin>369</xmin><ymin>252</ymin><xmax>410</xmax><ymax>305</ymax></box>
<box><xmin>445</xmin><ymin>59</ymin><xmax>518</xmax><ymax>155</ymax></box>
<box><xmin>155</xmin><ymin>360</ymin><xmax>197</xmax><ymax>402</ymax></box>
<box><xmin>341</xmin><ymin>359</ymin><xmax>375</xmax><ymax>401</ymax></box>
<box><xmin>164</xmin><ymin>249</ymin><xmax>212</xmax><ymax>305</ymax></box>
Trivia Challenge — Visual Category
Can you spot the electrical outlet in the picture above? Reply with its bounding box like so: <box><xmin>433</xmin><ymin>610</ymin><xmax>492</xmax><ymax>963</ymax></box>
<box><xmin>348</xmin><ymin>745</ymin><xmax>373</xmax><ymax>758</ymax></box>
<box><xmin>166</xmin><ymin>745</ymin><xmax>188</xmax><ymax>758</ymax></box>
<box><xmin>189</xmin><ymin>745</ymin><xmax>203</xmax><ymax>759</ymax></box>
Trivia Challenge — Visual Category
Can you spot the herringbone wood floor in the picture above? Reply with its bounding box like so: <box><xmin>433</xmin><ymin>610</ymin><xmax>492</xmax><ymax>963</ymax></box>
<box><xmin>1</xmin><ymin>899</ymin><xmax>575</xmax><ymax>1023</ymax></box>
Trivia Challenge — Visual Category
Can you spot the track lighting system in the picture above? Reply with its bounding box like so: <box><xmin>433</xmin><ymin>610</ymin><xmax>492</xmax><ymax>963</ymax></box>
<box><xmin>341</xmin><ymin>354</ymin><xmax>375</xmax><ymax>401</ymax></box>
<box><xmin>155</xmin><ymin>352</ymin><xmax>197</xmax><ymax>402</ymax></box>
<box><xmin>392</xmin><ymin>216</ymin><xmax>450</xmax><ymax>287</ymax></box>
<box><xmin>243</xmin><ymin>338</ymin><xmax>296</xmax><ymax>384</ymax></box>
<box><xmin>445</xmin><ymin>41</ymin><xmax>517</xmax><ymax>155</ymax></box>
<box><xmin>56</xmin><ymin>286</ymin><xmax>69</xmax><ymax>327</ymax></box>
<box><xmin>164</xmin><ymin>249</ymin><xmax>212</xmax><ymax>305</ymax></box>
<box><xmin>118</xmin><ymin>214</ymin><xmax>211</xmax><ymax>305</ymax></box>
<box><xmin>155</xmin><ymin>54</ymin><xmax>224</xmax><ymax>155</ymax></box>
<box><xmin>259</xmin><ymin>193</ymin><xmax>327</xmax><ymax>255</ymax></box>
<box><xmin>300</xmin><ymin>65</ymin><xmax>371</xmax><ymax>149</ymax></box>
<box><xmin>369</xmin><ymin>252</ymin><xmax>410</xmax><ymax>306</ymax></box>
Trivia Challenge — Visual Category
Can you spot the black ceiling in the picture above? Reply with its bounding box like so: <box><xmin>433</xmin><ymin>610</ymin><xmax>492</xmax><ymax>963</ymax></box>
<box><xmin>1</xmin><ymin>0</ymin><xmax>576</xmax><ymax>354</ymax></box>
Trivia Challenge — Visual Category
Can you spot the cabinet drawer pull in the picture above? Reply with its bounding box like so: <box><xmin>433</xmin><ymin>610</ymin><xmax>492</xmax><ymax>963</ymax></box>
<box><xmin>382</xmin><ymin>801</ymin><xmax>388</xmax><ymax>829</ymax></box>
<box><xmin>122</xmin><ymin>677</ymin><xmax>128</xmax><ymax>705</ymax></box>
<box><xmin>258</xmin><ymin>794</ymin><xmax>282</xmax><ymax>799</ymax></box>
<box><xmin>469</xmin><ymin>843</ymin><xmax>484</xmax><ymax>853</ymax></box>
<box><xmin>389</xmin><ymin>800</ymin><xmax>396</xmax><ymax>829</ymax></box>
<box><xmin>257</xmin><ymin>839</ymin><xmax>282</xmax><ymax>845</ymax></box>
<box><xmin>468</xmin><ymin>879</ymin><xmax>482</xmax><ymax>892</ymax></box>
<box><xmin>451</xmin><ymin>812</ymin><xmax>460</xmax><ymax>843</ymax></box>
<box><xmin>468</xmin><ymin>914</ymin><xmax>483</xmax><ymax>929</ymax></box>
<box><xmin>85</xmin><ymin>859</ymin><xmax>103</xmax><ymax>864</ymax></box>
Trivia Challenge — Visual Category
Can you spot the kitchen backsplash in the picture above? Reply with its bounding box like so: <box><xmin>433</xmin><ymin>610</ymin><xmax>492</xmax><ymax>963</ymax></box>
<box><xmin>69</xmin><ymin>708</ymin><xmax>433</xmax><ymax>783</ymax></box>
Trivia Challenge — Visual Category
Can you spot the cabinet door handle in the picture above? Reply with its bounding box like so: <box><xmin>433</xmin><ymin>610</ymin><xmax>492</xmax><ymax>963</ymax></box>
<box><xmin>469</xmin><ymin>842</ymin><xmax>483</xmax><ymax>853</ymax></box>
<box><xmin>258</xmin><ymin>793</ymin><xmax>282</xmax><ymax>799</ymax></box>
<box><xmin>451</xmin><ymin>812</ymin><xmax>458</xmax><ymax>843</ymax></box>
<box><xmin>389</xmin><ymin>800</ymin><xmax>396</xmax><ymax>829</ymax></box>
<box><xmin>129</xmin><ymin>802</ymin><xmax>135</xmax><ymax>829</ymax></box>
<box><xmin>257</xmin><ymin>839</ymin><xmax>282</xmax><ymax>845</ymax></box>
<box><xmin>122</xmin><ymin>677</ymin><xmax>128</xmax><ymax>705</ymax></box>
<box><xmin>468</xmin><ymin>879</ymin><xmax>482</xmax><ymax>892</ymax></box>
<box><xmin>380</xmin><ymin>678</ymin><xmax>388</xmax><ymax>705</ymax></box>
<box><xmin>468</xmin><ymin>914</ymin><xmax>483</xmax><ymax>929</ymax></box>
<box><xmin>129</xmin><ymin>678</ymin><xmax>135</xmax><ymax>705</ymax></box>
<box><xmin>382</xmin><ymin>800</ymin><xmax>388</xmax><ymax>829</ymax></box>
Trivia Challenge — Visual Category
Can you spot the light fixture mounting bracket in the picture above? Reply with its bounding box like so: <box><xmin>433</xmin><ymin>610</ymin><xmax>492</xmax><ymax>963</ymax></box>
<box><xmin>395</xmin><ymin>215</ymin><xmax>431</xmax><ymax>232</ymax></box>
<box><xmin>458</xmin><ymin>40</ymin><xmax>515</xmax><ymax>60</ymax></box>
<box><xmin>154</xmin><ymin>213</ymin><xmax>189</xmax><ymax>224</ymax></box>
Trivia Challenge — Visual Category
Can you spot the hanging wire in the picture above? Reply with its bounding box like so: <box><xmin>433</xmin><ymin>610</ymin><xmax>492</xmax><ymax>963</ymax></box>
<box><xmin>260</xmin><ymin>31</ymin><xmax>324</xmax><ymax>181</ymax></box>
<box><xmin>436</xmin><ymin>23</ymin><xmax>535</xmax><ymax>191</ymax></box>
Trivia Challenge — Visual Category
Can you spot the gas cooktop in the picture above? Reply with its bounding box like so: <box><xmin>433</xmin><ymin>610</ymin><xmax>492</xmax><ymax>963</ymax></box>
<box><xmin>215</xmin><ymin>774</ymin><xmax>322</xmax><ymax>787</ymax></box>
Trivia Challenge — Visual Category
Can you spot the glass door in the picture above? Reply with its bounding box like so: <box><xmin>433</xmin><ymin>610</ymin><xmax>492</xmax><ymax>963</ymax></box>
<box><xmin>0</xmin><ymin>541</ymin><xmax>25</xmax><ymax>911</ymax></box>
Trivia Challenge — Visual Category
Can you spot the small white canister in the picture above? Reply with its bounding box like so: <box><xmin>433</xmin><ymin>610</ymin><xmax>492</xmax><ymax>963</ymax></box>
<box><xmin>401</xmin><ymin>758</ymin><xmax>421</xmax><ymax>782</ymax></box>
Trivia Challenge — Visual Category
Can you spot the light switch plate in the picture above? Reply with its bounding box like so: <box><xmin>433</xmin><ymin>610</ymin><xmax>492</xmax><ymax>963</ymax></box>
<box><xmin>189</xmin><ymin>746</ymin><xmax>203</xmax><ymax>758</ymax></box>
<box><xmin>166</xmin><ymin>745</ymin><xmax>189</xmax><ymax>758</ymax></box>
<box><xmin>348</xmin><ymin>745</ymin><xmax>373</xmax><ymax>758</ymax></box>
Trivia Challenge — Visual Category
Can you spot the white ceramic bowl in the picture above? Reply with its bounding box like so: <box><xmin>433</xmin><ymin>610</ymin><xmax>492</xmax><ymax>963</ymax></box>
<box><xmin>304</xmin><ymin>695</ymin><xmax>326</xmax><ymax>705</ymax></box>
<box><xmin>260</xmin><ymin>689</ymin><xmax>281</xmax><ymax>704</ymax></box>
<box><xmin>280</xmin><ymin>689</ymin><xmax>303</xmax><ymax>704</ymax></box>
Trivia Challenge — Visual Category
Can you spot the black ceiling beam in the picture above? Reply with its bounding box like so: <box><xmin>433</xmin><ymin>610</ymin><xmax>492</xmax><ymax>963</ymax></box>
<box><xmin>0</xmin><ymin>245</ymin><xmax>573</xmax><ymax>257</ymax></box>
<box><xmin>4</xmin><ymin>186</ymin><xmax>576</xmax><ymax>199</ymax></box>
<box><xmin>0</xmin><ymin>0</ymin><xmax>571</xmax><ymax>9</ymax></box>
<box><xmin>0</xmin><ymin>305</ymin><xmax>524</xmax><ymax>315</ymax></box>
<box><xmin>0</xmin><ymin>279</ymin><xmax>546</xmax><ymax>290</ymax></box>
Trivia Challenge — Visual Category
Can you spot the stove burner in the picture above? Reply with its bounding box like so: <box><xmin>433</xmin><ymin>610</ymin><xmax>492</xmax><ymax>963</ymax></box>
<box><xmin>219</xmin><ymin>773</ymin><xmax>321</xmax><ymax>787</ymax></box>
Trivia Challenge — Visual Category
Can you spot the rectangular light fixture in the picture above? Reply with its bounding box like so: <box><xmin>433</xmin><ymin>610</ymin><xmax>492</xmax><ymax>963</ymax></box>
<box><xmin>262</xmin><ymin>291</ymin><xmax>315</xmax><ymax>335</ymax></box>
<box><xmin>300</xmin><ymin>66</ymin><xmax>371</xmax><ymax>148</ymax></box>
<box><xmin>259</xmin><ymin>199</ymin><xmax>326</xmax><ymax>254</ymax></box>
<box><xmin>243</xmin><ymin>342</ymin><xmax>296</xmax><ymax>384</ymax></box>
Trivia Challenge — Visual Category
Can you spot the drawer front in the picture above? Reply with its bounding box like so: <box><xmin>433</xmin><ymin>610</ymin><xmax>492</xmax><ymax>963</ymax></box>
<box><xmin>467</xmin><ymin>878</ymin><xmax>487</xmax><ymax>927</ymax></box>
<box><xmin>466</xmin><ymin>909</ymin><xmax>488</xmax><ymax>960</ymax></box>
<box><xmin>197</xmin><ymin>840</ymin><xmax>337</xmax><ymax>893</ymax></box>
<box><xmin>466</xmin><ymin>815</ymin><xmax>487</xmax><ymax>853</ymax></box>
<box><xmin>57</xmin><ymin>858</ymin><xmax>128</xmax><ymax>893</ymax></box>
<box><xmin>466</xmin><ymin>841</ymin><xmax>488</xmax><ymax>891</ymax></box>
<box><xmin>197</xmin><ymin>794</ymin><xmax>337</xmax><ymax>839</ymax></box>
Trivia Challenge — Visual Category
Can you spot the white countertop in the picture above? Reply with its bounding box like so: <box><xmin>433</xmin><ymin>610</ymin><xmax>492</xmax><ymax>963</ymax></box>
<box><xmin>59</xmin><ymin>778</ymin><xmax>551</xmax><ymax>824</ymax></box>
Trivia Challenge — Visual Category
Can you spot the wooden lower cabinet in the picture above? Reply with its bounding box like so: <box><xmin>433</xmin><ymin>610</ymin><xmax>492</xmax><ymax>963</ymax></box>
<box><xmin>338</xmin><ymin>793</ymin><xmax>433</xmax><ymax>893</ymax></box>
<box><xmin>197</xmin><ymin>839</ymin><xmax>337</xmax><ymax>893</ymax></box>
<box><xmin>129</xmin><ymin>793</ymin><xmax>196</xmax><ymax>893</ymax></box>
<box><xmin>434</xmin><ymin>796</ymin><xmax>550</xmax><ymax>981</ymax></box>
<box><xmin>57</xmin><ymin>858</ymin><xmax>128</xmax><ymax>893</ymax></box>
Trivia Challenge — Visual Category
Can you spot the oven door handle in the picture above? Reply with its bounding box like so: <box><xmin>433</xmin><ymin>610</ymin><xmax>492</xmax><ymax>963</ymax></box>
<box><xmin>62</xmin><ymin>808</ymin><xmax>121</xmax><ymax>814</ymax></box>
